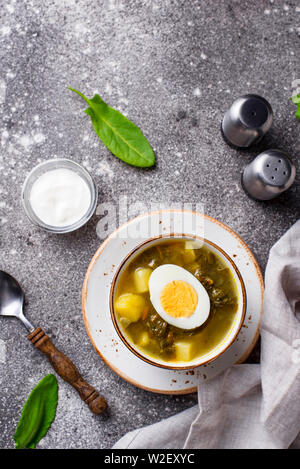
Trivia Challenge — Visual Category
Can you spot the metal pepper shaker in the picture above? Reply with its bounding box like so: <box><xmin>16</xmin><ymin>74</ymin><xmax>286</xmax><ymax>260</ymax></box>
<box><xmin>222</xmin><ymin>94</ymin><xmax>273</xmax><ymax>148</ymax></box>
<box><xmin>242</xmin><ymin>149</ymin><xmax>296</xmax><ymax>200</ymax></box>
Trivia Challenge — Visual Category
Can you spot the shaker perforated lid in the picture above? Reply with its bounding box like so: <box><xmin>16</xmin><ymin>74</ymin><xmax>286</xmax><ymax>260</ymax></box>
<box><xmin>242</xmin><ymin>149</ymin><xmax>296</xmax><ymax>200</ymax></box>
<box><xmin>222</xmin><ymin>94</ymin><xmax>273</xmax><ymax>148</ymax></box>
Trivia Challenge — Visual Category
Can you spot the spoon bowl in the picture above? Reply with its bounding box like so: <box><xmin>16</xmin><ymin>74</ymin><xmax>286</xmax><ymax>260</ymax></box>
<box><xmin>0</xmin><ymin>271</ymin><xmax>34</xmax><ymax>331</ymax></box>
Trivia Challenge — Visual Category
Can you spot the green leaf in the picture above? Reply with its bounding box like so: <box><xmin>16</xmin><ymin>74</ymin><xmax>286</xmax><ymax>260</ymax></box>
<box><xmin>69</xmin><ymin>87</ymin><xmax>155</xmax><ymax>168</ymax></box>
<box><xmin>14</xmin><ymin>374</ymin><xmax>58</xmax><ymax>449</ymax></box>
<box><xmin>290</xmin><ymin>94</ymin><xmax>300</xmax><ymax>120</ymax></box>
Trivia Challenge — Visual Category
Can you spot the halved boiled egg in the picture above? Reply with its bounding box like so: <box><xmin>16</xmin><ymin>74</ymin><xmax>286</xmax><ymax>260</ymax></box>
<box><xmin>148</xmin><ymin>264</ymin><xmax>210</xmax><ymax>330</ymax></box>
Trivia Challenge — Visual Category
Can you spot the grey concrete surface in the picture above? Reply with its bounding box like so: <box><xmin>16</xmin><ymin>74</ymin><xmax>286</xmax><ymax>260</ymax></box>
<box><xmin>0</xmin><ymin>0</ymin><xmax>299</xmax><ymax>449</ymax></box>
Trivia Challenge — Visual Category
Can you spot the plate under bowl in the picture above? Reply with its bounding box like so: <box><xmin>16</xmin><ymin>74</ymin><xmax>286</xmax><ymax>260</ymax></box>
<box><xmin>82</xmin><ymin>210</ymin><xmax>263</xmax><ymax>394</ymax></box>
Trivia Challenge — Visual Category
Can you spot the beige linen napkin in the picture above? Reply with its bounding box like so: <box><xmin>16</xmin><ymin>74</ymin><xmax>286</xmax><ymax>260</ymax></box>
<box><xmin>113</xmin><ymin>220</ymin><xmax>300</xmax><ymax>449</ymax></box>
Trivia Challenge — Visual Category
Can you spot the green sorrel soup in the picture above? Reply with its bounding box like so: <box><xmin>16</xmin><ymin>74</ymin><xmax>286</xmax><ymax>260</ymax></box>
<box><xmin>114</xmin><ymin>239</ymin><xmax>239</xmax><ymax>363</ymax></box>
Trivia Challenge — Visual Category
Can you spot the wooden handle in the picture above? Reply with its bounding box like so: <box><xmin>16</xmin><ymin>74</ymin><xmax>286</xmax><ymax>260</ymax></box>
<box><xmin>28</xmin><ymin>327</ymin><xmax>107</xmax><ymax>415</ymax></box>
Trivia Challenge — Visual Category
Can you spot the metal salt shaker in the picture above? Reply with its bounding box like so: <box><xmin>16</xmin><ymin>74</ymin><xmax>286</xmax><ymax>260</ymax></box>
<box><xmin>242</xmin><ymin>149</ymin><xmax>296</xmax><ymax>200</ymax></box>
<box><xmin>222</xmin><ymin>94</ymin><xmax>273</xmax><ymax>148</ymax></box>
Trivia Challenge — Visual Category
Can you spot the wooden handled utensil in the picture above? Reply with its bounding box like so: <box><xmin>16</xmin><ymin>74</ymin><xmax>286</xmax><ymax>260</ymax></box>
<box><xmin>0</xmin><ymin>270</ymin><xmax>107</xmax><ymax>415</ymax></box>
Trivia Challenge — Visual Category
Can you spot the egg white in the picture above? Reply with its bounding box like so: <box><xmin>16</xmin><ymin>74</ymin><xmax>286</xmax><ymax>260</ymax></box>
<box><xmin>148</xmin><ymin>264</ymin><xmax>210</xmax><ymax>330</ymax></box>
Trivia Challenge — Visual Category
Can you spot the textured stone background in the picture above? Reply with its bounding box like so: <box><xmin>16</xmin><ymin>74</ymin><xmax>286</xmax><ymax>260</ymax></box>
<box><xmin>0</xmin><ymin>0</ymin><xmax>299</xmax><ymax>449</ymax></box>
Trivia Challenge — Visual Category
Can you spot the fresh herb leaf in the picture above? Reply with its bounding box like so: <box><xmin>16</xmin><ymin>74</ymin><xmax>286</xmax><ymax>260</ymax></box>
<box><xmin>14</xmin><ymin>374</ymin><xmax>58</xmax><ymax>449</ymax></box>
<box><xmin>69</xmin><ymin>87</ymin><xmax>155</xmax><ymax>168</ymax></box>
<box><xmin>290</xmin><ymin>94</ymin><xmax>300</xmax><ymax>120</ymax></box>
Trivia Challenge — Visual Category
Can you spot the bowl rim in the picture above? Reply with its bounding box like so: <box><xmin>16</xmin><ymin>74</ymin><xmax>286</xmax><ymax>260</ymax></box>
<box><xmin>109</xmin><ymin>233</ymin><xmax>247</xmax><ymax>370</ymax></box>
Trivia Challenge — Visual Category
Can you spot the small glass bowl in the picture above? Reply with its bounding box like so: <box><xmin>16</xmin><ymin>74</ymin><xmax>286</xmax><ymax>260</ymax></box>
<box><xmin>21</xmin><ymin>159</ymin><xmax>98</xmax><ymax>234</ymax></box>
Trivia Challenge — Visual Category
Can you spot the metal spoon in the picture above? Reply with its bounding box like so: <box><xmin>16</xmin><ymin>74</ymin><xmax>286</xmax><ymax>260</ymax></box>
<box><xmin>0</xmin><ymin>270</ymin><xmax>107</xmax><ymax>414</ymax></box>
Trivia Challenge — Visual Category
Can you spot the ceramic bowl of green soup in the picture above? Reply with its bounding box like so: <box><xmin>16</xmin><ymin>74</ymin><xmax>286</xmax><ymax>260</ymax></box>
<box><xmin>110</xmin><ymin>235</ymin><xmax>246</xmax><ymax>370</ymax></box>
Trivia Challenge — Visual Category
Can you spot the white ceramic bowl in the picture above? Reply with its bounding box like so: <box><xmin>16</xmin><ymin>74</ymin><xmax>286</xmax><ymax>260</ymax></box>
<box><xmin>110</xmin><ymin>234</ymin><xmax>246</xmax><ymax>370</ymax></box>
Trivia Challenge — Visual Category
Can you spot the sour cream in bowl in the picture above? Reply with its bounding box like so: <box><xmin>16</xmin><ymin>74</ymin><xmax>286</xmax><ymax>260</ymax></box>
<box><xmin>22</xmin><ymin>159</ymin><xmax>98</xmax><ymax>233</ymax></box>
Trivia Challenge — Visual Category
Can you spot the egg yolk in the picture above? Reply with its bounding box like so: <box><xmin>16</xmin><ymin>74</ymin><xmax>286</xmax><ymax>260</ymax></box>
<box><xmin>160</xmin><ymin>280</ymin><xmax>198</xmax><ymax>318</ymax></box>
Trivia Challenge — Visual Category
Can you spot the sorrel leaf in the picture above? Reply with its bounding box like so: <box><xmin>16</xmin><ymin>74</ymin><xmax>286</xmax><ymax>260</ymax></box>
<box><xmin>14</xmin><ymin>374</ymin><xmax>58</xmax><ymax>449</ymax></box>
<box><xmin>69</xmin><ymin>87</ymin><xmax>155</xmax><ymax>168</ymax></box>
<box><xmin>291</xmin><ymin>94</ymin><xmax>300</xmax><ymax>120</ymax></box>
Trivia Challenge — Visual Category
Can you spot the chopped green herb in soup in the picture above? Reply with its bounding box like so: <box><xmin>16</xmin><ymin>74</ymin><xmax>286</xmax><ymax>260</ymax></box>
<box><xmin>114</xmin><ymin>239</ymin><xmax>239</xmax><ymax>363</ymax></box>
